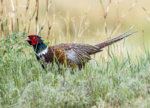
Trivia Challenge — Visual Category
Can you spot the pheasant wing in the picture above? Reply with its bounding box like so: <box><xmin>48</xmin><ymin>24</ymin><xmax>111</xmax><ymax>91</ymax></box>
<box><xmin>53</xmin><ymin>43</ymin><xmax>98</xmax><ymax>64</ymax></box>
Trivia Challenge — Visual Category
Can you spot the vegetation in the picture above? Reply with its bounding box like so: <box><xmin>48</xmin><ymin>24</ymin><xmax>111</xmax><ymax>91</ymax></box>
<box><xmin>0</xmin><ymin>33</ymin><xmax>149</xmax><ymax>108</ymax></box>
<box><xmin>0</xmin><ymin>0</ymin><xmax>150</xmax><ymax>107</ymax></box>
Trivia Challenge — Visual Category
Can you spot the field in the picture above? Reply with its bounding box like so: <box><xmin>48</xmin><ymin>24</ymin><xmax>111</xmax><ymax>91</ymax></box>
<box><xmin>0</xmin><ymin>0</ymin><xmax>150</xmax><ymax>107</ymax></box>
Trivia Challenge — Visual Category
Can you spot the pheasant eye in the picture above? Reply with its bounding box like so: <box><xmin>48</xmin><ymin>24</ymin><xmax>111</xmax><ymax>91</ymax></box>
<box><xmin>33</xmin><ymin>37</ymin><xmax>36</xmax><ymax>40</ymax></box>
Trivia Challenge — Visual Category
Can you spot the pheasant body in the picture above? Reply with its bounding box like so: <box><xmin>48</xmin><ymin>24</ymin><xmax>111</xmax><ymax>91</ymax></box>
<box><xmin>25</xmin><ymin>28</ymin><xmax>135</xmax><ymax>69</ymax></box>
<box><xmin>34</xmin><ymin>43</ymin><xmax>99</xmax><ymax>69</ymax></box>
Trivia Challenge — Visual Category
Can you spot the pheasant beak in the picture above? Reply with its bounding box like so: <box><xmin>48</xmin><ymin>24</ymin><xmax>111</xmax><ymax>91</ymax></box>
<box><xmin>25</xmin><ymin>37</ymin><xmax>30</xmax><ymax>42</ymax></box>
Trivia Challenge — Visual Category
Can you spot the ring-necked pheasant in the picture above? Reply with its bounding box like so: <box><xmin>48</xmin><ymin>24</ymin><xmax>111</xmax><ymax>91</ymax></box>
<box><xmin>25</xmin><ymin>27</ymin><xmax>135</xmax><ymax>69</ymax></box>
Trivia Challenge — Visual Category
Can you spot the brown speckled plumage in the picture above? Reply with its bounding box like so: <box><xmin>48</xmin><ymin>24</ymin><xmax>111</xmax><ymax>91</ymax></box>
<box><xmin>26</xmin><ymin>27</ymin><xmax>135</xmax><ymax>69</ymax></box>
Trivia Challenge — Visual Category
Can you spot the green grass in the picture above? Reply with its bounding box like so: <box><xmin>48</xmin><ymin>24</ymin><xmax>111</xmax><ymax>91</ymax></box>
<box><xmin>0</xmin><ymin>34</ymin><xmax>150</xmax><ymax>108</ymax></box>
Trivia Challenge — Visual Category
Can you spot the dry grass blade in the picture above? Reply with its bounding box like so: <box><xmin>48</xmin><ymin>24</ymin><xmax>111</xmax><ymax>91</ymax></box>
<box><xmin>142</xmin><ymin>30</ymin><xmax>145</xmax><ymax>50</ymax></box>
<box><xmin>15</xmin><ymin>0</ymin><xmax>19</xmax><ymax>32</ymax></box>
<box><xmin>38</xmin><ymin>0</ymin><xmax>52</xmax><ymax>36</ymax></box>
<box><xmin>23</xmin><ymin>0</ymin><xmax>30</xmax><ymax>32</ymax></box>
<box><xmin>0</xmin><ymin>0</ymin><xmax>3</xmax><ymax>16</ymax></box>
<box><xmin>0</xmin><ymin>0</ymin><xmax>4</xmax><ymax>37</ymax></box>
<box><xmin>35</xmin><ymin>0</ymin><xmax>39</xmax><ymax>34</ymax></box>
<box><xmin>9</xmin><ymin>0</ymin><xmax>16</xmax><ymax>33</ymax></box>
<box><xmin>47</xmin><ymin>0</ymin><xmax>52</xmax><ymax>39</ymax></box>
<box><xmin>142</xmin><ymin>7</ymin><xmax>150</xmax><ymax>16</ymax></box>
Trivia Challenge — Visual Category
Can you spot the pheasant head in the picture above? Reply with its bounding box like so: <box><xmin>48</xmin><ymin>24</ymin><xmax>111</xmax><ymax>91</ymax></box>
<box><xmin>25</xmin><ymin>35</ymin><xmax>47</xmax><ymax>54</ymax></box>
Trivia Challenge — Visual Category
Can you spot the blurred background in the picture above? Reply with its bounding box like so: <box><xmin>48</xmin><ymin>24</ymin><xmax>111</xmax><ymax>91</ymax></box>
<box><xmin>0</xmin><ymin>0</ymin><xmax>150</xmax><ymax>57</ymax></box>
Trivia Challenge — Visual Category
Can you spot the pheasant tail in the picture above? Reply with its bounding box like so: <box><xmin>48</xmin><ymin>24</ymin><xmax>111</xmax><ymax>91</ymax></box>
<box><xmin>95</xmin><ymin>26</ymin><xmax>136</xmax><ymax>52</ymax></box>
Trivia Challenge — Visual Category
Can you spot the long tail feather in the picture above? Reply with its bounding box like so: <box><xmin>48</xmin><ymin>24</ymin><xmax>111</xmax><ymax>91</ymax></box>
<box><xmin>95</xmin><ymin>26</ymin><xmax>136</xmax><ymax>51</ymax></box>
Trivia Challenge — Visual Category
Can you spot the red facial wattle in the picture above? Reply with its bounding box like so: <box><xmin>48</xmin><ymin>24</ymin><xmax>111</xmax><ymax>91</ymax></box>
<box><xmin>31</xmin><ymin>39</ymin><xmax>38</xmax><ymax>45</ymax></box>
<box><xmin>29</xmin><ymin>35</ymin><xmax>38</xmax><ymax>45</ymax></box>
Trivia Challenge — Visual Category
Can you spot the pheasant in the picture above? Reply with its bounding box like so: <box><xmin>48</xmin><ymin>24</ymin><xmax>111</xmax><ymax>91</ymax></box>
<box><xmin>25</xmin><ymin>27</ymin><xmax>135</xmax><ymax>69</ymax></box>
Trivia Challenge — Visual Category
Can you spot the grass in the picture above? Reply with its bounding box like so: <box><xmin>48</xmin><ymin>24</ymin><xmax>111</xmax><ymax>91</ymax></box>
<box><xmin>0</xmin><ymin>34</ymin><xmax>150</xmax><ymax>108</ymax></box>
<box><xmin>0</xmin><ymin>0</ymin><xmax>150</xmax><ymax>107</ymax></box>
